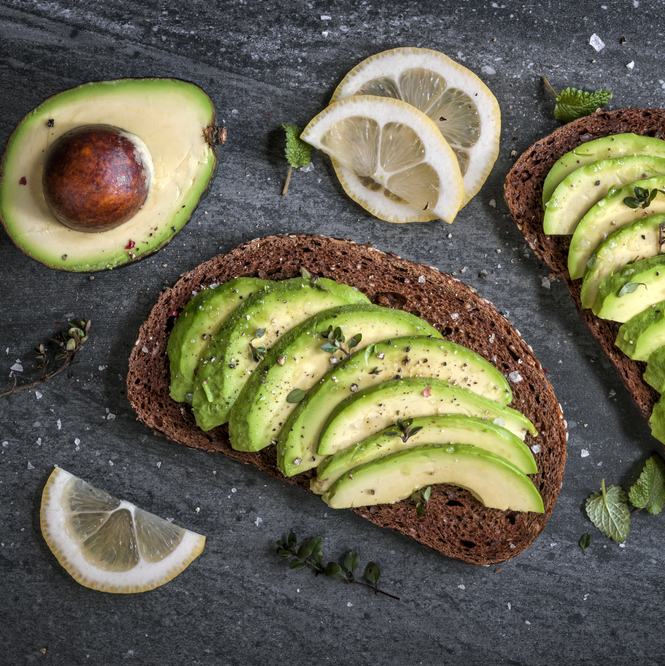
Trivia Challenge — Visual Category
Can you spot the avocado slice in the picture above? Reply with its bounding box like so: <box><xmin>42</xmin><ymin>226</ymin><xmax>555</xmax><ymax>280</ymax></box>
<box><xmin>580</xmin><ymin>213</ymin><xmax>665</xmax><ymax>309</ymax></box>
<box><xmin>191</xmin><ymin>277</ymin><xmax>369</xmax><ymax>430</ymax></box>
<box><xmin>650</xmin><ymin>394</ymin><xmax>665</xmax><ymax>444</ymax></box>
<box><xmin>542</xmin><ymin>134</ymin><xmax>665</xmax><ymax>205</ymax></box>
<box><xmin>644</xmin><ymin>346</ymin><xmax>665</xmax><ymax>393</ymax></box>
<box><xmin>0</xmin><ymin>79</ymin><xmax>221</xmax><ymax>272</ymax></box>
<box><xmin>543</xmin><ymin>156</ymin><xmax>665</xmax><ymax>236</ymax></box>
<box><xmin>311</xmin><ymin>414</ymin><xmax>537</xmax><ymax>495</ymax></box>
<box><xmin>167</xmin><ymin>277</ymin><xmax>270</xmax><ymax>403</ymax></box>
<box><xmin>317</xmin><ymin>377</ymin><xmax>536</xmax><ymax>457</ymax></box>
<box><xmin>616</xmin><ymin>301</ymin><xmax>665</xmax><ymax>361</ymax></box>
<box><xmin>593</xmin><ymin>256</ymin><xmax>665</xmax><ymax>322</ymax></box>
<box><xmin>228</xmin><ymin>305</ymin><xmax>439</xmax><ymax>452</ymax></box>
<box><xmin>321</xmin><ymin>444</ymin><xmax>544</xmax><ymax>513</ymax></box>
<box><xmin>277</xmin><ymin>337</ymin><xmax>513</xmax><ymax>476</ymax></box>
<box><xmin>568</xmin><ymin>176</ymin><xmax>665</xmax><ymax>279</ymax></box>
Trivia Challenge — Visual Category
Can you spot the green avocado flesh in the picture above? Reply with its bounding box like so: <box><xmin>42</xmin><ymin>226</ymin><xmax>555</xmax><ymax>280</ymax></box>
<box><xmin>317</xmin><ymin>378</ymin><xmax>536</xmax><ymax>458</ymax></box>
<box><xmin>0</xmin><ymin>79</ymin><xmax>218</xmax><ymax>272</ymax></box>
<box><xmin>228</xmin><ymin>306</ymin><xmax>439</xmax><ymax>452</ymax></box>
<box><xmin>191</xmin><ymin>277</ymin><xmax>369</xmax><ymax>430</ymax></box>
<box><xmin>593</xmin><ymin>256</ymin><xmax>665</xmax><ymax>322</ymax></box>
<box><xmin>276</xmin><ymin>336</ymin><xmax>513</xmax><ymax>476</ymax></box>
<box><xmin>321</xmin><ymin>444</ymin><xmax>544</xmax><ymax>512</ymax></box>
<box><xmin>542</xmin><ymin>134</ymin><xmax>665</xmax><ymax>205</ymax></box>
<box><xmin>167</xmin><ymin>277</ymin><xmax>270</xmax><ymax>403</ymax></box>
<box><xmin>580</xmin><ymin>214</ymin><xmax>665</xmax><ymax>309</ymax></box>
<box><xmin>543</xmin><ymin>155</ymin><xmax>665</xmax><ymax>236</ymax></box>
<box><xmin>568</xmin><ymin>176</ymin><xmax>665</xmax><ymax>280</ymax></box>
<box><xmin>649</xmin><ymin>394</ymin><xmax>665</xmax><ymax>444</ymax></box>
<box><xmin>644</xmin><ymin>346</ymin><xmax>665</xmax><ymax>392</ymax></box>
<box><xmin>311</xmin><ymin>414</ymin><xmax>538</xmax><ymax>495</ymax></box>
<box><xmin>616</xmin><ymin>301</ymin><xmax>665</xmax><ymax>361</ymax></box>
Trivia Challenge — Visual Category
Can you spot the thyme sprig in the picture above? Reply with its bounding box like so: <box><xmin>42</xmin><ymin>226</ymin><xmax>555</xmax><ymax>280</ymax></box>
<box><xmin>320</xmin><ymin>325</ymin><xmax>362</xmax><ymax>358</ymax></box>
<box><xmin>0</xmin><ymin>319</ymin><xmax>91</xmax><ymax>398</ymax></box>
<box><xmin>276</xmin><ymin>531</ymin><xmax>399</xmax><ymax>600</ymax></box>
<box><xmin>385</xmin><ymin>418</ymin><xmax>423</xmax><ymax>443</ymax></box>
<box><xmin>249</xmin><ymin>328</ymin><xmax>267</xmax><ymax>363</ymax></box>
<box><xmin>623</xmin><ymin>185</ymin><xmax>665</xmax><ymax>210</ymax></box>
<box><xmin>300</xmin><ymin>267</ymin><xmax>331</xmax><ymax>293</ymax></box>
<box><xmin>413</xmin><ymin>486</ymin><xmax>433</xmax><ymax>518</ymax></box>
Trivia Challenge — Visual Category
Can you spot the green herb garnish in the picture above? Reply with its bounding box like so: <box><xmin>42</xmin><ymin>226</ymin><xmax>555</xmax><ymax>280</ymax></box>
<box><xmin>618</xmin><ymin>281</ymin><xmax>647</xmax><ymax>297</ymax></box>
<box><xmin>282</xmin><ymin>124</ymin><xmax>313</xmax><ymax>196</ymax></box>
<box><xmin>300</xmin><ymin>267</ymin><xmax>331</xmax><ymax>293</ymax></box>
<box><xmin>579</xmin><ymin>533</ymin><xmax>591</xmax><ymax>555</ymax></box>
<box><xmin>286</xmin><ymin>388</ymin><xmax>307</xmax><ymax>403</ymax></box>
<box><xmin>413</xmin><ymin>486</ymin><xmax>432</xmax><ymax>517</ymax></box>
<box><xmin>543</xmin><ymin>76</ymin><xmax>612</xmax><ymax>123</ymax></box>
<box><xmin>249</xmin><ymin>328</ymin><xmax>267</xmax><ymax>363</ymax></box>
<box><xmin>276</xmin><ymin>531</ymin><xmax>399</xmax><ymax>600</ymax></box>
<box><xmin>385</xmin><ymin>418</ymin><xmax>423</xmax><ymax>443</ymax></box>
<box><xmin>629</xmin><ymin>455</ymin><xmax>665</xmax><ymax>514</ymax></box>
<box><xmin>623</xmin><ymin>185</ymin><xmax>665</xmax><ymax>210</ymax></box>
<box><xmin>0</xmin><ymin>319</ymin><xmax>91</xmax><ymax>398</ymax></box>
<box><xmin>320</xmin><ymin>325</ymin><xmax>362</xmax><ymax>358</ymax></box>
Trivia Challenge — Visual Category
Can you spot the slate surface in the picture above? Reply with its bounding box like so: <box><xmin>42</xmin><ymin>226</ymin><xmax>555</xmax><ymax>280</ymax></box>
<box><xmin>0</xmin><ymin>1</ymin><xmax>663</xmax><ymax>664</ymax></box>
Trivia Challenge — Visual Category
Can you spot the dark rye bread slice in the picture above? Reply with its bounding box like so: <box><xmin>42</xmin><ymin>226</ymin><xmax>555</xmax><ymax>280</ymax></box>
<box><xmin>504</xmin><ymin>108</ymin><xmax>665</xmax><ymax>421</ymax></box>
<box><xmin>127</xmin><ymin>234</ymin><xmax>566</xmax><ymax>565</ymax></box>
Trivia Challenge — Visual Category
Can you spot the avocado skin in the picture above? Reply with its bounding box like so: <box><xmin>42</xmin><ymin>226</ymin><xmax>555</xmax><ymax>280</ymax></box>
<box><xmin>321</xmin><ymin>443</ymin><xmax>544</xmax><ymax>512</ymax></box>
<box><xmin>542</xmin><ymin>134</ymin><xmax>665</xmax><ymax>205</ymax></box>
<box><xmin>0</xmin><ymin>78</ymin><xmax>222</xmax><ymax>272</ymax></box>
<box><xmin>593</xmin><ymin>256</ymin><xmax>665</xmax><ymax>322</ymax></box>
<box><xmin>167</xmin><ymin>277</ymin><xmax>270</xmax><ymax>403</ymax></box>
<box><xmin>192</xmin><ymin>277</ymin><xmax>369</xmax><ymax>430</ymax></box>
<box><xmin>644</xmin><ymin>346</ymin><xmax>665</xmax><ymax>393</ymax></box>
<box><xmin>228</xmin><ymin>305</ymin><xmax>439</xmax><ymax>452</ymax></box>
<box><xmin>616</xmin><ymin>300</ymin><xmax>665</xmax><ymax>362</ymax></box>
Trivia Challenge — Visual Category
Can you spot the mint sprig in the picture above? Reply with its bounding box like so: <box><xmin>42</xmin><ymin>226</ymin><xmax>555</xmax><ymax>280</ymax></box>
<box><xmin>282</xmin><ymin>124</ymin><xmax>313</xmax><ymax>196</ymax></box>
<box><xmin>542</xmin><ymin>76</ymin><xmax>612</xmax><ymax>123</ymax></box>
<box><xmin>584</xmin><ymin>455</ymin><xmax>665</xmax><ymax>544</ymax></box>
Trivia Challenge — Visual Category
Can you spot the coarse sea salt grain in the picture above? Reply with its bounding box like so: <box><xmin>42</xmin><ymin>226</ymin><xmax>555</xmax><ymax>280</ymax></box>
<box><xmin>10</xmin><ymin>361</ymin><xmax>23</xmax><ymax>372</ymax></box>
<box><xmin>508</xmin><ymin>371</ymin><xmax>523</xmax><ymax>383</ymax></box>
<box><xmin>531</xmin><ymin>444</ymin><xmax>541</xmax><ymax>454</ymax></box>
<box><xmin>481</xmin><ymin>65</ymin><xmax>496</xmax><ymax>75</ymax></box>
<box><xmin>541</xmin><ymin>277</ymin><xmax>550</xmax><ymax>289</ymax></box>
<box><xmin>581</xmin><ymin>449</ymin><xmax>590</xmax><ymax>458</ymax></box>
<box><xmin>589</xmin><ymin>33</ymin><xmax>605</xmax><ymax>51</ymax></box>
<box><xmin>35</xmin><ymin>391</ymin><xmax>42</xmax><ymax>399</ymax></box>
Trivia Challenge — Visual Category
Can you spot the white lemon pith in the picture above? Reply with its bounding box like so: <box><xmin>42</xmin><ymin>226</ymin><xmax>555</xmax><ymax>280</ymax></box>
<box><xmin>301</xmin><ymin>96</ymin><xmax>465</xmax><ymax>223</ymax></box>
<box><xmin>329</xmin><ymin>47</ymin><xmax>501</xmax><ymax>219</ymax></box>
<box><xmin>40</xmin><ymin>467</ymin><xmax>205</xmax><ymax>593</ymax></box>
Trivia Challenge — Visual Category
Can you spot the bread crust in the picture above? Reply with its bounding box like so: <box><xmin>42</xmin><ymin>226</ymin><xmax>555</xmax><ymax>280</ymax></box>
<box><xmin>127</xmin><ymin>234</ymin><xmax>566</xmax><ymax>565</ymax></box>
<box><xmin>504</xmin><ymin>108</ymin><xmax>665</xmax><ymax>421</ymax></box>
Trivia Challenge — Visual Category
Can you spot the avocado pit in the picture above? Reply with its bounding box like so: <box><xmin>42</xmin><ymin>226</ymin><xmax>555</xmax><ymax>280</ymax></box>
<box><xmin>42</xmin><ymin>124</ymin><xmax>154</xmax><ymax>233</ymax></box>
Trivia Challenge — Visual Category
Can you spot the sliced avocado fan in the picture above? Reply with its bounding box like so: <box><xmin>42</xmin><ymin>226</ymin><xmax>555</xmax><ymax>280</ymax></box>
<box><xmin>616</xmin><ymin>301</ymin><xmax>665</xmax><ymax>362</ymax></box>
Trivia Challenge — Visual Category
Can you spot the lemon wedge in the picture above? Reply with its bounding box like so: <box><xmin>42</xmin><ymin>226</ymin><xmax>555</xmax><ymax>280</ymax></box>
<box><xmin>301</xmin><ymin>95</ymin><xmax>464</xmax><ymax>223</ymax></box>
<box><xmin>329</xmin><ymin>47</ymin><xmax>501</xmax><ymax>216</ymax></box>
<box><xmin>40</xmin><ymin>467</ymin><xmax>205</xmax><ymax>593</ymax></box>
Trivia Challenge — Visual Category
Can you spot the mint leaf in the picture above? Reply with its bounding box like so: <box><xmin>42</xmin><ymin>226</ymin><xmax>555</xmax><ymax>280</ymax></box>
<box><xmin>554</xmin><ymin>87</ymin><xmax>613</xmax><ymax>123</ymax></box>
<box><xmin>585</xmin><ymin>479</ymin><xmax>630</xmax><ymax>542</ymax></box>
<box><xmin>282</xmin><ymin>124</ymin><xmax>312</xmax><ymax>168</ymax></box>
<box><xmin>629</xmin><ymin>455</ymin><xmax>665</xmax><ymax>514</ymax></box>
<box><xmin>618</xmin><ymin>281</ymin><xmax>646</xmax><ymax>297</ymax></box>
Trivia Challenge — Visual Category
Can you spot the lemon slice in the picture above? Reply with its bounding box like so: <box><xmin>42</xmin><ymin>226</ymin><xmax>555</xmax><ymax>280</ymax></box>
<box><xmin>40</xmin><ymin>467</ymin><xmax>205</xmax><ymax>593</ymax></box>
<box><xmin>301</xmin><ymin>95</ymin><xmax>464</xmax><ymax>223</ymax></box>
<box><xmin>329</xmin><ymin>47</ymin><xmax>501</xmax><ymax>216</ymax></box>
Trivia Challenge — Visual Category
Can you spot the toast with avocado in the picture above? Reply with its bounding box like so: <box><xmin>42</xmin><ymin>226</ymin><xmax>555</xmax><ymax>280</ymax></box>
<box><xmin>127</xmin><ymin>234</ymin><xmax>566</xmax><ymax>565</ymax></box>
<box><xmin>504</xmin><ymin>109</ymin><xmax>665</xmax><ymax>425</ymax></box>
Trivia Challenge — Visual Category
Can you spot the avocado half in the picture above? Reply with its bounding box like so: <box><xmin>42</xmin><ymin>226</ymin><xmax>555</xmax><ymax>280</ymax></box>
<box><xmin>0</xmin><ymin>78</ymin><xmax>224</xmax><ymax>271</ymax></box>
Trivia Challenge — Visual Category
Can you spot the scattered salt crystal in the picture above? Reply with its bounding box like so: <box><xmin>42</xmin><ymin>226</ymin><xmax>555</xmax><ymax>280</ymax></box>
<box><xmin>321</xmin><ymin>14</ymin><xmax>331</xmax><ymax>19</ymax></box>
<box><xmin>489</xmin><ymin>334</ymin><xmax>495</xmax><ymax>343</ymax></box>
<box><xmin>231</xmin><ymin>109</ymin><xmax>238</xmax><ymax>115</ymax></box>
<box><xmin>531</xmin><ymin>444</ymin><xmax>541</xmax><ymax>454</ymax></box>
<box><xmin>98</xmin><ymin>365</ymin><xmax>107</xmax><ymax>371</ymax></box>
<box><xmin>458</xmin><ymin>584</ymin><xmax>466</xmax><ymax>590</ymax></box>
<box><xmin>508</xmin><ymin>371</ymin><xmax>523</xmax><ymax>383</ymax></box>
<box><xmin>141</xmin><ymin>346</ymin><xmax>149</xmax><ymax>354</ymax></box>
<box><xmin>589</xmin><ymin>33</ymin><xmax>605</xmax><ymax>51</ymax></box>
<box><xmin>418</xmin><ymin>275</ymin><xmax>426</xmax><ymax>284</ymax></box>
<box><xmin>525</xmin><ymin>620</ymin><xmax>531</xmax><ymax>625</ymax></box>
<box><xmin>581</xmin><ymin>449</ymin><xmax>589</xmax><ymax>457</ymax></box>
<box><xmin>493</xmin><ymin>417</ymin><xmax>505</xmax><ymax>427</ymax></box>
<box><xmin>609</xmin><ymin>389</ymin><xmax>616</xmax><ymax>398</ymax></box>
<box><xmin>231</xmin><ymin>487</ymin><xmax>237</xmax><ymax>493</ymax></box>
<box><xmin>56</xmin><ymin>419</ymin><xmax>61</xmax><ymax>430</ymax></box>
<box><xmin>619</xmin><ymin>543</ymin><xmax>626</xmax><ymax>548</ymax></box>
<box><xmin>507</xmin><ymin>603</ymin><xmax>511</xmax><ymax>610</ymax></box>
<box><xmin>510</xmin><ymin>543</ymin><xmax>516</xmax><ymax>549</ymax></box>
<box><xmin>33</xmin><ymin>422</ymin><xmax>41</xmax><ymax>428</ymax></box>
<box><xmin>157</xmin><ymin>462</ymin><xmax>161</xmax><ymax>468</ymax></box>
<box><xmin>2</xmin><ymin>441</ymin><xmax>8</xmax><ymax>447</ymax></box>
<box><xmin>10</xmin><ymin>361</ymin><xmax>23</xmax><ymax>372</ymax></box>
<box><xmin>489</xmin><ymin>199</ymin><xmax>496</xmax><ymax>207</ymax></box>
<box><xmin>481</xmin><ymin>65</ymin><xmax>496</xmax><ymax>75</ymax></box>
<box><xmin>109</xmin><ymin>460</ymin><xmax>114</xmax><ymax>466</ymax></box>
<box><xmin>627</xmin><ymin>61</ymin><xmax>635</xmax><ymax>69</ymax></box>
<box><xmin>107</xmin><ymin>413</ymin><xmax>116</xmax><ymax>421</ymax></box>
<box><xmin>584</xmin><ymin>594</ymin><xmax>589</xmax><ymax>601</ymax></box>
<box><xmin>27</xmin><ymin>462</ymin><xmax>34</xmax><ymax>470</ymax></box>
<box><xmin>36</xmin><ymin>438</ymin><xmax>42</xmax><ymax>446</ymax></box>
<box><xmin>35</xmin><ymin>391</ymin><xmax>42</xmax><ymax>399</ymax></box>
<box><xmin>255</xmin><ymin>516</ymin><xmax>263</xmax><ymax>527</ymax></box>
<box><xmin>541</xmin><ymin>277</ymin><xmax>550</xmax><ymax>289</ymax></box>
<box><xmin>322</xmin><ymin>30</ymin><xmax>329</xmax><ymax>36</ymax></box>
<box><xmin>347</xmin><ymin>602</ymin><xmax>353</xmax><ymax>607</ymax></box>
<box><xmin>451</xmin><ymin>313</ymin><xmax>459</xmax><ymax>320</ymax></box>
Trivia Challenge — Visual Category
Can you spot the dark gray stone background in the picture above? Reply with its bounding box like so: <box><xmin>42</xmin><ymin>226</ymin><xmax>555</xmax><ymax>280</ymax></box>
<box><xmin>1</xmin><ymin>1</ymin><xmax>663</xmax><ymax>664</ymax></box>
